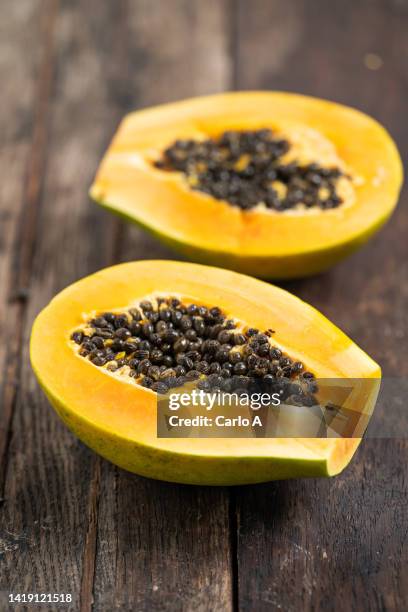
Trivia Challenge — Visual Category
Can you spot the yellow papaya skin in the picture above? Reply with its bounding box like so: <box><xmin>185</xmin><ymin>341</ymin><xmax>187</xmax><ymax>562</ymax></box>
<box><xmin>90</xmin><ymin>92</ymin><xmax>403</xmax><ymax>279</ymax></box>
<box><xmin>30</xmin><ymin>261</ymin><xmax>381</xmax><ymax>485</ymax></box>
<box><xmin>95</xmin><ymin>198</ymin><xmax>388</xmax><ymax>279</ymax></box>
<box><xmin>40</xmin><ymin>386</ymin><xmax>353</xmax><ymax>485</ymax></box>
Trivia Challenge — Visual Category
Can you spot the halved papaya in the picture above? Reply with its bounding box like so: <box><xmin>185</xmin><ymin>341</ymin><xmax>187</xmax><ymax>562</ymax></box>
<box><xmin>30</xmin><ymin>261</ymin><xmax>380</xmax><ymax>485</ymax></box>
<box><xmin>90</xmin><ymin>92</ymin><xmax>402</xmax><ymax>279</ymax></box>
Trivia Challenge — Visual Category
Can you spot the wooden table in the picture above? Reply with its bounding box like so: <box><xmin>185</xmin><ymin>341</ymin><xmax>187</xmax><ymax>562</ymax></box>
<box><xmin>1</xmin><ymin>1</ymin><xmax>407</xmax><ymax>610</ymax></box>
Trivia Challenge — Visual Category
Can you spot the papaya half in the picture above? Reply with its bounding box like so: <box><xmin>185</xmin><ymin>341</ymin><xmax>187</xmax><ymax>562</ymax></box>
<box><xmin>30</xmin><ymin>260</ymin><xmax>380</xmax><ymax>485</ymax></box>
<box><xmin>90</xmin><ymin>92</ymin><xmax>402</xmax><ymax>279</ymax></box>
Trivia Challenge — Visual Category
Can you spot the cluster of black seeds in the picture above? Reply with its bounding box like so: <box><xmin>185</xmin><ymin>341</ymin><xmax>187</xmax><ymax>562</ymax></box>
<box><xmin>71</xmin><ymin>297</ymin><xmax>318</xmax><ymax>405</ymax></box>
<box><xmin>155</xmin><ymin>129</ymin><xmax>345</xmax><ymax>211</ymax></box>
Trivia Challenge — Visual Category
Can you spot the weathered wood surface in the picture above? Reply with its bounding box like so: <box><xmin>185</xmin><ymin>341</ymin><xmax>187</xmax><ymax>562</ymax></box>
<box><xmin>0</xmin><ymin>0</ymin><xmax>407</xmax><ymax>610</ymax></box>
<box><xmin>234</xmin><ymin>1</ymin><xmax>408</xmax><ymax>610</ymax></box>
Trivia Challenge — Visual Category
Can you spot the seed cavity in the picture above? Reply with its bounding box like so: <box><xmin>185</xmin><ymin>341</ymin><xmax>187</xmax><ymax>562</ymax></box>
<box><xmin>70</xmin><ymin>296</ymin><xmax>318</xmax><ymax>405</ymax></box>
<box><xmin>154</xmin><ymin>129</ymin><xmax>348</xmax><ymax>211</ymax></box>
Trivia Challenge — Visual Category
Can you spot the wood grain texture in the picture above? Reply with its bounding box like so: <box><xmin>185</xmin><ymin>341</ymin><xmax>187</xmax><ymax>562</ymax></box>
<box><xmin>236</xmin><ymin>441</ymin><xmax>408</xmax><ymax>611</ymax></box>
<box><xmin>94</xmin><ymin>465</ymin><xmax>232</xmax><ymax>611</ymax></box>
<box><xmin>1</xmin><ymin>1</ymin><xmax>132</xmax><ymax>610</ymax></box>
<box><xmin>235</xmin><ymin>1</ymin><xmax>408</xmax><ymax>610</ymax></box>
<box><xmin>0</xmin><ymin>0</ymin><xmax>56</xmax><ymax>496</ymax></box>
<box><xmin>0</xmin><ymin>0</ymin><xmax>407</xmax><ymax>611</ymax></box>
<box><xmin>0</xmin><ymin>13</ymin><xmax>61</xmax><ymax>611</ymax></box>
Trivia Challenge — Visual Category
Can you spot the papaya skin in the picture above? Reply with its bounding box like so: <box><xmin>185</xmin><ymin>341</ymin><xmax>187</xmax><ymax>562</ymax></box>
<box><xmin>90</xmin><ymin>92</ymin><xmax>403</xmax><ymax>279</ymax></box>
<box><xmin>30</xmin><ymin>260</ymin><xmax>380</xmax><ymax>485</ymax></box>
<box><xmin>35</xmin><ymin>386</ymin><xmax>362</xmax><ymax>485</ymax></box>
<box><xmin>94</xmin><ymin>195</ymin><xmax>387</xmax><ymax>279</ymax></box>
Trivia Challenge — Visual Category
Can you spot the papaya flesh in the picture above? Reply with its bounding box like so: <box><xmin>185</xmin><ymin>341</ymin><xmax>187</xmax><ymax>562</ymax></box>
<box><xmin>30</xmin><ymin>261</ymin><xmax>380</xmax><ymax>485</ymax></box>
<box><xmin>90</xmin><ymin>92</ymin><xmax>402</xmax><ymax>279</ymax></box>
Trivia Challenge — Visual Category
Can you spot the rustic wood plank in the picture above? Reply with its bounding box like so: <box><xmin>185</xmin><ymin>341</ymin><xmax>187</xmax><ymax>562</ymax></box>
<box><xmin>92</xmin><ymin>2</ymin><xmax>235</xmax><ymax>611</ymax></box>
<box><xmin>95</xmin><ymin>466</ymin><xmax>233</xmax><ymax>611</ymax></box>
<box><xmin>0</xmin><ymin>0</ymin><xmax>59</xmax><ymax>603</ymax></box>
<box><xmin>235</xmin><ymin>1</ymin><xmax>408</xmax><ymax>609</ymax></box>
<box><xmin>236</xmin><ymin>443</ymin><xmax>408</xmax><ymax>612</ymax></box>
<box><xmin>0</xmin><ymin>1</ymin><xmax>134</xmax><ymax>610</ymax></box>
<box><xmin>0</xmin><ymin>0</ymin><xmax>56</xmax><ymax>496</ymax></box>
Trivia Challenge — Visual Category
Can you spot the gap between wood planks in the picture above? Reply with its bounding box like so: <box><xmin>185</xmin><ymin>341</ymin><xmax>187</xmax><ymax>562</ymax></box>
<box><xmin>80</xmin><ymin>456</ymin><xmax>102</xmax><ymax>612</ymax></box>
<box><xmin>78</xmin><ymin>1</ymin><xmax>130</xmax><ymax>608</ymax></box>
